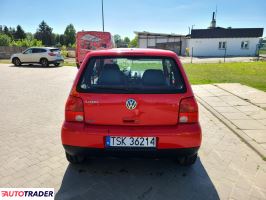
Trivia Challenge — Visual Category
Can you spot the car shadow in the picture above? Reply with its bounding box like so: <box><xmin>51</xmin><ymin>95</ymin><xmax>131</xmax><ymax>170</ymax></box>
<box><xmin>55</xmin><ymin>157</ymin><xmax>219</xmax><ymax>200</ymax></box>
<box><xmin>9</xmin><ymin>64</ymin><xmax>62</xmax><ymax>68</ymax></box>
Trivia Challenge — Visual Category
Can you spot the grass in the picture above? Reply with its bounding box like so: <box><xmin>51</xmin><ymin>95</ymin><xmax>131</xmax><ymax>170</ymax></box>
<box><xmin>117</xmin><ymin>59</ymin><xmax>161</xmax><ymax>71</ymax></box>
<box><xmin>259</xmin><ymin>49</ymin><xmax>266</xmax><ymax>54</ymax></box>
<box><xmin>0</xmin><ymin>59</ymin><xmax>11</xmax><ymax>64</ymax></box>
<box><xmin>183</xmin><ymin>61</ymin><xmax>266</xmax><ymax>92</ymax></box>
<box><xmin>63</xmin><ymin>61</ymin><xmax>76</xmax><ymax>66</ymax></box>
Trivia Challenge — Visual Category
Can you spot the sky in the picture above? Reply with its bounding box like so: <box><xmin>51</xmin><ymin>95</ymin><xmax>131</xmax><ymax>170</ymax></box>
<box><xmin>0</xmin><ymin>0</ymin><xmax>265</xmax><ymax>39</ymax></box>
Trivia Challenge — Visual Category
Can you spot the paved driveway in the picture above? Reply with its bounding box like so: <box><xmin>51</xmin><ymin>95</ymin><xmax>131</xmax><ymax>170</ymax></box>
<box><xmin>0</xmin><ymin>64</ymin><xmax>265</xmax><ymax>200</ymax></box>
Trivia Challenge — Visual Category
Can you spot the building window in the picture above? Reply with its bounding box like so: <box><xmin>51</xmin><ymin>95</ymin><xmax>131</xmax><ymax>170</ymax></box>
<box><xmin>219</xmin><ymin>41</ymin><xmax>227</xmax><ymax>49</ymax></box>
<box><xmin>241</xmin><ymin>41</ymin><xmax>249</xmax><ymax>49</ymax></box>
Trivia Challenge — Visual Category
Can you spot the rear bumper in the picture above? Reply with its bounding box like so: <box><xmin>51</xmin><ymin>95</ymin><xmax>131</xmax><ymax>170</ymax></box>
<box><xmin>61</xmin><ymin>122</ymin><xmax>201</xmax><ymax>157</ymax></box>
<box><xmin>64</xmin><ymin>145</ymin><xmax>199</xmax><ymax>158</ymax></box>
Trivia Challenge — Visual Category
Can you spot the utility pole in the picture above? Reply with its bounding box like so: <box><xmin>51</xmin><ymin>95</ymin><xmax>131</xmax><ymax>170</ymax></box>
<box><xmin>224</xmin><ymin>47</ymin><xmax>227</xmax><ymax>63</ymax></box>
<box><xmin>102</xmin><ymin>0</ymin><xmax>105</xmax><ymax>32</ymax></box>
<box><xmin>191</xmin><ymin>47</ymin><xmax>194</xmax><ymax>63</ymax></box>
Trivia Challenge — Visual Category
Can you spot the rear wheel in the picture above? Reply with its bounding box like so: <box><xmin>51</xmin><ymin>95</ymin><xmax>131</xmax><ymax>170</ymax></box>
<box><xmin>178</xmin><ymin>153</ymin><xmax>198</xmax><ymax>166</ymax></box>
<box><xmin>65</xmin><ymin>152</ymin><xmax>85</xmax><ymax>164</ymax></box>
<box><xmin>13</xmin><ymin>58</ymin><xmax>21</xmax><ymax>66</ymax></box>
<box><xmin>40</xmin><ymin>58</ymin><xmax>49</xmax><ymax>67</ymax></box>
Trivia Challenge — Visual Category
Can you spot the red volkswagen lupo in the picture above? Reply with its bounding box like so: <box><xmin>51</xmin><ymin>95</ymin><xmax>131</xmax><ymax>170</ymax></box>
<box><xmin>61</xmin><ymin>48</ymin><xmax>201</xmax><ymax>166</ymax></box>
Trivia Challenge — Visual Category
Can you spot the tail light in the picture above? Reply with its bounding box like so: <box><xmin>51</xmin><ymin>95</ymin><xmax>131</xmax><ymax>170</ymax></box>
<box><xmin>65</xmin><ymin>96</ymin><xmax>84</xmax><ymax>122</ymax></box>
<box><xmin>48</xmin><ymin>52</ymin><xmax>56</xmax><ymax>56</ymax></box>
<box><xmin>179</xmin><ymin>97</ymin><xmax>198</xmax><ymax>123</ymax></box>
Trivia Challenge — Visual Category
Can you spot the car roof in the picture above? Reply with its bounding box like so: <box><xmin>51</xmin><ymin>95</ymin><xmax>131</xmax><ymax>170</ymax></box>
<box><xmin>86</xmin><ymin>48</ymin><xmax>178</xmax><ymax>58</ymax></box>
<box><xmin>28</xmin><ymin>47</ymin><xmax>59</xmax><ymax>49</ymax></box>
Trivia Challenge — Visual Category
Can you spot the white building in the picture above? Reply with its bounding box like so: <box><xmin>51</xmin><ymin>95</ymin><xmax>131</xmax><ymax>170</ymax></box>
<box><xmin>187</xmin><ymin>28</ymin><xmax>264</xmax><ymax>57</ymax></box>
<box><xmin>135</xmin><ymin>12</ymin><xmax>264</xmax><ymax>57</ymax></box>
<box><xmin>135</xmin><ymin>31</ymin><xmax>187</xmax><ymax>55</ymax></box>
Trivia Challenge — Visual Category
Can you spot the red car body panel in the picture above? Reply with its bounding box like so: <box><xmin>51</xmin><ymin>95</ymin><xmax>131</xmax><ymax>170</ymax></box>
<box><xmin>62</xmin><ymin>122</ymin><xmax>201</xmax><ymax>149</ymax></box>
<box><xmin>82</xmin><ymin>93</ymin><xmax>182</xmax><ymax>126</ymax></box>
<box><xmin>62</xmin><ymin>48</ymin><xmax>201</xmax><ymax>156</ymax></box>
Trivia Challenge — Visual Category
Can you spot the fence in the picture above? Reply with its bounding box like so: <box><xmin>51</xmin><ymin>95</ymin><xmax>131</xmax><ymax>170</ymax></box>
<box><xmin>0</xmin><ymin>46</ymin><xmax>27</xmax><ymax>59</ymax></box>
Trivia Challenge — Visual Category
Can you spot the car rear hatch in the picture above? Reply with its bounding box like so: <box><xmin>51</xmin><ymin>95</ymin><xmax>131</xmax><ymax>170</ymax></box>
<box><xmin>76</xmin><ymin>56</ymin><xmax>187</xmax><ymax>126</ymax></box>
<box><xmin>49</xmin><ymin>48</ymin><xmax>62</xmax><ymax>58</ymax></box>
<box><xmin>80</xmin><ymin>93</ymin><xmax>182</xmax><ymax>125</ymax></box>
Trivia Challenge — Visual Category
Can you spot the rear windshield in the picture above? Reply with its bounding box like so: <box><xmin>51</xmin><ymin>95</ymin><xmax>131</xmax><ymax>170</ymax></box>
<box><xmin>77</xmin><ymin>57</ymin><xmax>186</xmax><ymax>94</ymax></box>
<box><xmin>50</xmin><ymin>48</ymin><xmax>60</xmax><ymax>52</ymax></box>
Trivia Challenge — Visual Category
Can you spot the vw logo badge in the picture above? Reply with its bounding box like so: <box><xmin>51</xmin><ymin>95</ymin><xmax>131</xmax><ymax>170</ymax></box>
<box><xmin>126</xmin><ymin>99</ymin><xmax>137</xmax><ymax>110</ymax></box>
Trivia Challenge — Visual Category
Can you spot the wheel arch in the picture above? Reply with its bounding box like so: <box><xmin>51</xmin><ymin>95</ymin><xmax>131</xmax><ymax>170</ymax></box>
<box><xmin>12</xmin><ymin>57</ymin><xmax>20</xmax><ymax>62</ymax></box>
<box><xmin>39</xmin><ymin>57</ymin><xmax>48</xmax><ymax>62</ymax></box>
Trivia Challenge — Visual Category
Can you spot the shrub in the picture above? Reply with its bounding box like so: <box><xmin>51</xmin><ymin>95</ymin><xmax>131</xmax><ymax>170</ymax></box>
<box><xmin>0</xmin><ymin>33</ymin><xmax>11</xmax><ymax>46</ymax></box>
<box><xmin>71</xmin><ymin>43</ymin><xmax>76</xmax><ymax>48</ymax></box>
<box><xmin>60</xmin><ymin>45</ymin><xmax>68</xmax><ymax>57</ymax></box>
<box><xmin>128</xmin><ymin>36</ymin><xmax>138</xmax><ymax>48</ymax></box>
<box><xmin>10</xmin><ymin>38</ymin><xmax>42</xmax><ymax>47</ymax></box>
<box><xmin>185</xmin><ymin>48</ymin><xmax>190</xmax><ymax>57</ymax></box>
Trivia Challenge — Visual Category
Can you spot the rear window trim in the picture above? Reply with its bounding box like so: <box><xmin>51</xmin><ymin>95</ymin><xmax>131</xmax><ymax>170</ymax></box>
<box><xmin>76</xmin><ymin>55</ymin><xmax>187</xmax><ymax>94</ymax></box>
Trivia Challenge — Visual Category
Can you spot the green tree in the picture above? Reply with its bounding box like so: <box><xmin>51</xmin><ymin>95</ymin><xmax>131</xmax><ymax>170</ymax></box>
<box><xmin>114</xmin><ymin>34</ymin><xmax>122</xmax><ymax>47</ymax></box>
<box><xmin>124</xmin><ymin>37</ymin><xmax>130</xmax><ymax>44</ymax></box>
<box><xmin>54</xmin><ymin>34</ymin><xmax>61</xmax><ymax>46</ymax></box>
<box><xmin>1</xmin><ymin>26</ymin><xmax>15</xmax><ymax>38</ymax></box>
<box><xmin>9</xmin><ymin>27</ymin><xmax>16</xmax><ymax>39</ymax></box>
<box><xmin>14</xmin><ymin>25</ymin><xmax>26</xmax><ymax>40</ymax></box>
<box><xmin>34</xmin><ymin>21</ymin><xmax>54</xmax><ymax>46</ymax></box>
<box><xmin>51</xmin><ymin>33</ymin><xmax>56</xmax><ymax>46</ymax></box>
<box><xmin>3</xmin><ymin>26</ymin><xmax>9</xmax><ymax>35</ymax></box>
<box><xmin>59</xmin><ymin>34</ymin><xmax>66</xmax><ymax>46</ymax></box>
<box><xmin>26</xmin><ymin>32</ymin><xmax>34</xmax><ymax>40</ymax></box>
<box><xmin>129</xmin><ymin>36</ymin><xmax>138</xmax><ymax>47</ymax></box>
<box><xmin>0</xmin><ymin>33</ymin><xmax>11</xmax><ymax>46</ymax></box>
<box><xmin>123</xmin><ymin>37</ymin><xmax>130</xmax><ymax>47</ymax></box>
<box><xmin>64</xmin><ymin>24</ymin><xmax>76</xmax><ymax>46</ymax></box>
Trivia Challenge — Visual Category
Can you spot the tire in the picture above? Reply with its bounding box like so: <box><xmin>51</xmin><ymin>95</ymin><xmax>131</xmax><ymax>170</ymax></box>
<box><xmin>54</xmin><ymin>63</ymin><xmax>60</xmax><ymax>67</ymax></box>
<box><xmin>40</xmin><ymin>58</ymin><xmax>49</xmax><ymax>67</ymax></box>
<box><xmin>13</xmin><ymin>58</ymin><xmax>21</xmax><ymax>66</ymax></box>
<box><xmin>66</xmin><ymin>152</ymin><xmax>85</xmax><ymax>164</ymax></box>
<box><xmin>178</xmin><ymin>153</ymin><xmax>198</xmax><ymax>166</ymax></box>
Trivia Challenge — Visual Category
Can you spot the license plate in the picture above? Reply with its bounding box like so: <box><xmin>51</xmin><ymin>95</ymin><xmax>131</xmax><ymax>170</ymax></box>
<box><xmin>106</xmin><ymin>136</ymin><xmax>156</xmax><ymax>147</ymax></box>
